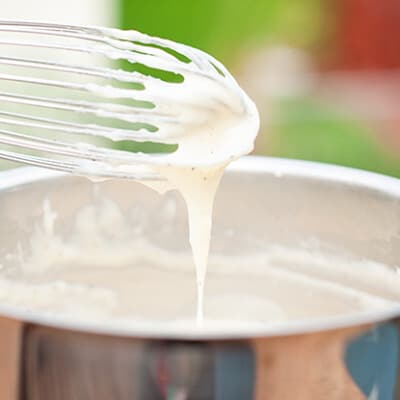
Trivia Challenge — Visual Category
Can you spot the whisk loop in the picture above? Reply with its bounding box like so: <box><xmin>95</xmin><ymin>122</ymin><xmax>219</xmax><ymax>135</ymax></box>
<box><xmin>0</xmin><ymin>21</ymin><xmax>255</xmax><ymax>179</ymax></box>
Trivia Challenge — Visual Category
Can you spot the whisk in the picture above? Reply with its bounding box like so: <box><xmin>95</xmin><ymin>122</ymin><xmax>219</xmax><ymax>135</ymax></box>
<box><xmin>0</xmin><ymin>21</ymin><xmax>258</xmax><ymax>180</ymax></box>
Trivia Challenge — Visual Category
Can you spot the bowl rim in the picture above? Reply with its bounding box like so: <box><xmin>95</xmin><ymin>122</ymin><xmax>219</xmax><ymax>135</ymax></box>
<box><xmin>0</xmin><ymin>156</ymin><xmax>399</xmax><ymax>340</ymax></box>
<box><xmin>1</xmin><ymin>155</ymin><xmax>400</xmax><ymax>196</ymax></box>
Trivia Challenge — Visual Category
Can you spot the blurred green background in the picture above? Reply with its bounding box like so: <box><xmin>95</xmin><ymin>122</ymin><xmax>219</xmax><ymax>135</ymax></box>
<box><xmin>0</xmin><ymin>0</ymin><xmax>399</xmax><ymax>177</ymax></box>
<box><xmin>120</xmin><ymin>0</ymin><xmax>400</xmax><ymax>177</ymax></box>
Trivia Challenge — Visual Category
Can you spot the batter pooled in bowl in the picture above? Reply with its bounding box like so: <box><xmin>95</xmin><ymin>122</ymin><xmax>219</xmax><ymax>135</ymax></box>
<box><xmin>1</xmin><ymin>195</ymin><xmax>400</xmax><ymax>335</ymax></box>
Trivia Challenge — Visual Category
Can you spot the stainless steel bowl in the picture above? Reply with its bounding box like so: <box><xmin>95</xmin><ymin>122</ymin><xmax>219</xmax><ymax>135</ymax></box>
<box><xmin>0</xmin><ymin>156</ymin><xmax>399</xmax><ymax>400</ymax></box>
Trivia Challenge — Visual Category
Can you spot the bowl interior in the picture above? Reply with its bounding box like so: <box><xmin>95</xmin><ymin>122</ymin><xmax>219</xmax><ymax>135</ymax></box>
<box><xmin>0</xmin><ymin>157</ymin><xmax>399</xmax><ymax>338</ymax></box>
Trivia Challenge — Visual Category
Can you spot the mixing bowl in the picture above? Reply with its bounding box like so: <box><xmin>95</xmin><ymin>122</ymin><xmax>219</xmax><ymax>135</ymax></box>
<box><xmin>0</xmin><ymin>156</ymin><xmax>399</xmax><ymax>400</ymax></box>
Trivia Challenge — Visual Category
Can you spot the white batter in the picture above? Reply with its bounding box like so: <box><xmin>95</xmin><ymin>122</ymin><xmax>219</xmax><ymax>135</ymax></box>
<box><xmin>1</xmin><ymin>197</ymin><xmax>400</xmax><ymax>333</ymax></box>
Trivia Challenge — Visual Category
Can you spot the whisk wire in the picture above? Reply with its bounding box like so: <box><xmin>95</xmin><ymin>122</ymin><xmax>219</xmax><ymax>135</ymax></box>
<box><xmin>0</xmin><ymin>21</ymin><xmax>240</xmax><ymax>179</ymax></box>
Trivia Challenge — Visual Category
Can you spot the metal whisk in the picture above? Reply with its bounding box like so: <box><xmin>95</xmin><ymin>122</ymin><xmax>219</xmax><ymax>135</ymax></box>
<box><xmin>0</xmin><ymin>21</ymin><xmax>256</xmax><ymax>180</ymax></box>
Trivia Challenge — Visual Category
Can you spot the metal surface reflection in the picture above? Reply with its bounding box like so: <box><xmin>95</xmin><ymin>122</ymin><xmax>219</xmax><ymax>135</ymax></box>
<box><xmin>345</xmin><ymin>323</ymin><xmax>399</xmax><ymax>400</ymax></box>
<box><xmin>3</xmin><ymin>321</ymin><xmax>394</xmax><ymax>399</ymax></box>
